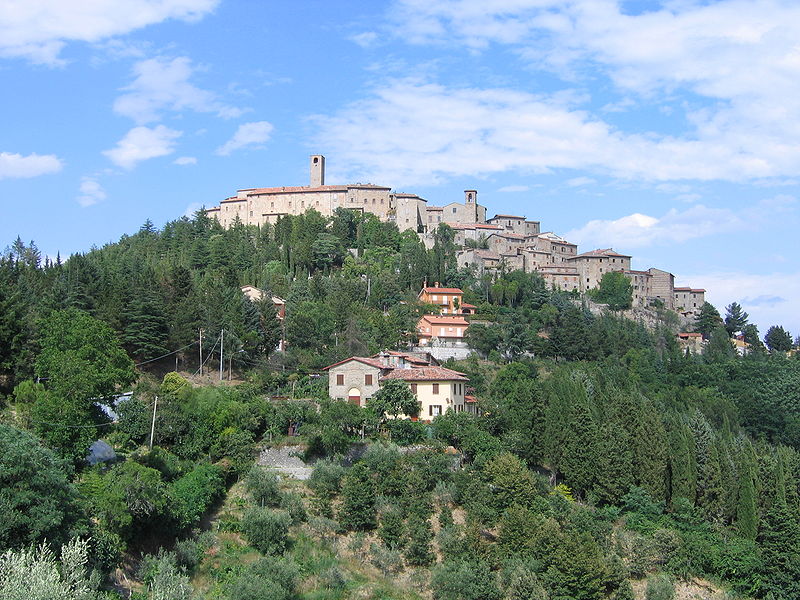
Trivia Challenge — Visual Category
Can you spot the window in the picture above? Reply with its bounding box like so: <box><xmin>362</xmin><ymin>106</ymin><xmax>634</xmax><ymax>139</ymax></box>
<box><xmin>365</xmin><ymin>374</ymin><xmax>373</xmax><ymax>386</ymax></box>
<box><xmin>452</xmin><ymin>207</ymin><xmax>457</xmax><ymax>214</ymax></box>
<box><xmin>271</xmin><ymin>202</ymin><xmax>274</xmax><ymax>208</ymax></box>
<box><xmin>432</xmin><ymin>383</ymin><xmax>439</xmax><ymax>394</ymax></box>
<box><xmin>336</xmin><ymin>374</ymin><xmax>344</xmax><ymax>386</ymax></box>
<box><xmin>411</xmin><ymin>383</ymin><xmax>417</xmax><ymax>394</ymax></box>
<box><xmin>429</xmin><ymin>405</ymin><xmax>442</xmax><ymax>417</ymax></box>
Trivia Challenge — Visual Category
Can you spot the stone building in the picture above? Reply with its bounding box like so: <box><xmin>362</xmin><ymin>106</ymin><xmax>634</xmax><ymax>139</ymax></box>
<box><xmin>486</xmin><ymin>214</ymin><xmax>541</xmax><ymax>236</ymax></box>
<box><xmin>567</xmin><ymin>248</ymin><xmax>632</xmax><ymax>292</ymax></box>
<box><xmin>647</xmin><ymin>268</ymin><xmax>675</xmax><ymax>309</ymax></box>
<box><xmin>207</xmin><ymin>156</ymin><xmax>486</xmax><ymax>233</ymax></box>
<box><xmin>674</xmin><ymin>287</ymin><xmax>706</xmax><ymax>314</ymax></box>
<box><xmin>324</xmin><ymin>356</ymin><xmax>390</xmax><ymax>406</ymax></box>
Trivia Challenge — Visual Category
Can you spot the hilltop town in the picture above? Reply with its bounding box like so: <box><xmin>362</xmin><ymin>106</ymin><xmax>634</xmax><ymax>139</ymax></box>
<box><xmin>208</xmin><ymin>155</ymin><xmax>706</xmax><ymax>317</ymax></box>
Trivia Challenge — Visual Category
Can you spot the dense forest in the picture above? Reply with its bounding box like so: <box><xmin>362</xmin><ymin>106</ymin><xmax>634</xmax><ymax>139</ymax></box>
<box><xmin>1</xmin><ymin>208</ymin><xmax>799</xmax><ymax>599</ymax></box>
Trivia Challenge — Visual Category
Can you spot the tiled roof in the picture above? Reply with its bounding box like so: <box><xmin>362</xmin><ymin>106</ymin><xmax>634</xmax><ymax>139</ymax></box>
<box><xmin>489</xmin><ymin>232</ymin><xmax>526</xmax><ymax>240</ymax></box>
<box><xmin>421</xmin><ymin>287</ymin><xmax>464</xmax><ymax>294</ymax></box>
<box><xmin>461</xmin><ymin>303</ymin><xmax>477</xmax><ymax>308</ymax></box>
<box><xmin>674</xmin><ymin>287</ymin><xmax>705</xmax><ymax>292</ymax></box>
<box><xmin>419</xmin><ymin>315</ymin><xmax>469</xmax><ymax>326</ymax></box>
<box><xmin>490</xmin><ymin>214</ymin><xmax>526</xmax><ymax>219</ymax></box>
<box><xmin>677</xmin><ymin>332</ymin><xmax>703</xmax><ymax>338</ymax></box>
<box><xmin>323</xmin><ymin>356</ymin><xmax>387</xmax><ymax>371</ymax></box>
<box><xmin>464</xmin><ymin>395</ymin><xmax>478</xmax><ymax>403</ymax></box>
<box><xmin>239</xmin><ymin>183</ymin><xmax>391</xmax><ymax>194</ymax></box>
<box><xmin>381</xmin><ymin>366</ymin><xmax>468</xmax><ymax>382</ymax></box>
<box><xmin>572</xmin><ymin>248</ymin><xmax>631</xmax><ymax>259</ymax></box>
<box><xmin>426</xmin><ymin>206</ymin><xmax>444</xmax><ymax>211</ymax></box>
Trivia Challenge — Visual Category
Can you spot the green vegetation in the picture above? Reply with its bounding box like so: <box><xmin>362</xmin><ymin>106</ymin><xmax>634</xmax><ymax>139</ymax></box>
<box><xmin>0</xmin><ymin>209</ymin><xmax>798</xmax><ymax>598</ymax></box>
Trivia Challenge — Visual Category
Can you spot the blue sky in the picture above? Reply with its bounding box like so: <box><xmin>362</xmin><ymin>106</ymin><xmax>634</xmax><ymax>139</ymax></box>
<box><xmin>1</xmin><ymin>0</ymin><xmax>798</xmax><ymax>336</ymax></box>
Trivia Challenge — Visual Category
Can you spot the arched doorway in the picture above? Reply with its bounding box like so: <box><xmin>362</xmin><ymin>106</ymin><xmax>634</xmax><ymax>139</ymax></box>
<box><xmin>348</xmin><ymin>388</ymin><xmax>361</xmax><ymax>406</ymax></box>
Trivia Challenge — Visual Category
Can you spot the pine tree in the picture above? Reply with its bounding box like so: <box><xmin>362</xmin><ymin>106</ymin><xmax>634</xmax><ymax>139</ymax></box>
<box><xmin>378</xmin><ymin>505</ymin><xmax>405</xmax><ymax>549</ymax></box>
<box><xmin>724</xmin><ymin>302</ymin><xmax>749</xmax><ymax>336</ymax></box>
<box><xmin>339</xmin><ymin>464</ymin><xmax>376</xmax><ymax>531</ymax></box>
<box><xmin>404</xmin><ymin>513</ymin><xmax>434</xmax><ymax>566</ymax></box>
<box><xmin>694</xmin><ymin>302</ymin><xmax>723</xmax><ymax>339</ymax></box>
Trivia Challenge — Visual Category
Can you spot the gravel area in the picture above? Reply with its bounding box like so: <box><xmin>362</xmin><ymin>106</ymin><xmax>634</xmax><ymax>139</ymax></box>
<box><xmin>257</xmin><ymin>445</ymin><xmax>313</xmax><ymax>480</ymax></box>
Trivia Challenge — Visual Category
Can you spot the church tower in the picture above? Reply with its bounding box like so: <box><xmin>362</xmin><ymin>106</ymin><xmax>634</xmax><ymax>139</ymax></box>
<box><xmin>310</xmin><ymin>155</ymin><xmax>325</xmax><ymax>187</ymax></box>
<box><xmin>465</xmin><ymin>190</ymin><xmax>478</xmax><ymax>222</ymax></box>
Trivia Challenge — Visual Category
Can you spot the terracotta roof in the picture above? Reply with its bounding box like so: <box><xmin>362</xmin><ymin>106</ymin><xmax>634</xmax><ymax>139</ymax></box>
<box><xmin>490</xmin><ymin>214</ymin><xmax>526</xmax><ymax>219</ymax></box>
<box><xmin>625</xmin><ymin>269</ymin><xmax>651</xmax><ymax>275</ymax></box>
<box><xmin>471</xmin><ymin>250</ymin><xmax>501</xmax><ymax>260</ymax></box>
<box><xmin>323</xmin><ymin>356</ymin><xmax>387</xmax><ymax>371</ymax></box>
<box><xmin>381</xmin><ymin>367</ymin><xmax>468</xmax><ymax>382</ymax></box>
<box><xmin>240</xmin><ymin>184</ymin><xmax>390</xmax><ymax>194</ymax></box>
<box><xmin>421</xmin><ymin>286</ymin><xmax>464</xmax><ymax>294</ymax></box>
<box><xmin>426</xmin><ymin>206</ymin><xmax>444</xmax><ymax>211</ymax></box>
<box><xmin>674</xmin><ymin>287</ymin><xmax>705</xmax><ymax>292</ymax></box>
<box><xmin>572</xmin><ymin>248</ymin><xmax>631</xmax><ymax>259</ymax></box>
<box><xmin>489</xmin><ymin>232</ymin><xmax>525</xmax><ymax>240</ymax></box>
<box><xmin>371</xmin><ymin>351</ymin><xmax>430</xmax><ymax>365</ymax></box>
<box><xmin>419</xmin><ymin>315</ymin><xmax>469</xmax><ymax>326</ymax></box>
<box><xmin>461</xmin><ymin>303</ymin><xmax>477</xmax><ymax>308</ymax></box>
<box><xmin>678</xmin><ymin>332</ymin><xmax>703</xmax><ymax>338</ymax></box>
<box><xmin>465</xmin><ymin>395</ymin><xmax>478</xmax><ymax>403</ymax></box>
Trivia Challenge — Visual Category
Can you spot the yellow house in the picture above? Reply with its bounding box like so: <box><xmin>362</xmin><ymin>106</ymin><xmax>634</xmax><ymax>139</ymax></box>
<box><xmin>380</xmin><ymin>366</ymin><xmax>468</xmax><ymax>421</ymax></box>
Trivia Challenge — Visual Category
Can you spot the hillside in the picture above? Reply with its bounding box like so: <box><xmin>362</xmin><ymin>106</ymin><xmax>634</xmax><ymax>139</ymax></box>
<box><xmin>0</xmin><ymin>211</ymin><xmax>799</xmax><ymax>599</ymax></box>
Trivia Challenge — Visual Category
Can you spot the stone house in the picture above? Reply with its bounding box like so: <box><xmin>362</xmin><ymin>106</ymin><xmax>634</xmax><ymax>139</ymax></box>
<box><xmin>567</xmin><ymin>248</ymin><xmax>632</xmax><ymax>292</ymax></box>
<box><xmin>674</xmin><ymin>287</ymin><xmax>705</xmax><ymax>314</ymax></box>
<box><xmin>647</xmin><ymin>268</ymin><xmax>675</xmax><ymax>309</ymax></box>
<box><xmin>487</xmin><ymin>215</ymin><xmax>541</xmax><ymax>236</ymax></box>
<box><xmin>324</xmin><ymin>357</ymin><xmax>391</xmax><ymax>407</ymax></box>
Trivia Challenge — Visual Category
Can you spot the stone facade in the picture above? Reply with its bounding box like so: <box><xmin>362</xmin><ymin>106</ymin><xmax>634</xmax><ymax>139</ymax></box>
<box><xmin>487</xmin><ymin>215</ymin><xmax>541</xmax><ymax>236</ymax></box>
<box><xmin>674</xmin><ymin>288</ymin><xmax>706</xmax><ymax>314</ymax></box>
<box><xmin>325</xmin><ymin>357</ymin><xmax>388</xmax><ymax>407</ymax></box>
<box><xmin>567</xmin><ymin>249</ymin><xmax>632</xmax><ymax>292</ymax></box>
<box><xmin>208</xmin><ymin>156</ymin><xmax>486</xmax><ymax>233</ymax></box>
<box><xmin>647</xmin><ymin>268</ymin><xmax>675</xmax><ymax>309</ymax></box>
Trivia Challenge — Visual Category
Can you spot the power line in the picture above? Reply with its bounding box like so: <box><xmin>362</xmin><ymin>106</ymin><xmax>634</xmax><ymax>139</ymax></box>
<box><xmin>134</xmin><ymin>340</ymin><xmax>198</xmax><ymax>367</ymax></box>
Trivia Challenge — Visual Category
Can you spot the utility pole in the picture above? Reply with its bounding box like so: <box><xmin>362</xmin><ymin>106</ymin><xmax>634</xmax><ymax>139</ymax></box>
<box><xmin>219</xmin><ymin>328</ymin><xmax>224</xmax><ymax>381</ymax></box>
<box><xmin>199</xmin><ymin>328</ymin><xmax>204</xmax><ymax>376</ymax></box>
<box><xmin>149</xmin><ymin>395</ymin><xmax>158</xmax><ymax>450</ymax></box>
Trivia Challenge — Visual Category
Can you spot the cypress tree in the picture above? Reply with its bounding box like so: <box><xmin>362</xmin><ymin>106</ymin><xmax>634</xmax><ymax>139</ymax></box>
<box><xmin>404</xmin><ymin>513</ymin><xmax>434</xmax><ymax>566</ymax></box>
<box><xmin>339</xmin><ymin>464</ymin><xmax>376</xmax><ymax>531</ymax></box>
<box><xmin>735</xmin><ymin>440</ymin><xmax>758</xmax><ymax>539</ymax></box>
<box><xmin>667</xmin><ymin>418</ymin><xmax>696</xmax><ymax>506</ymax></box>
<box><xmin>561</xmin><ymin>391</ymin><xmax>599</xmax><ymax>499</ymax></box>
<box><xmin>689</xmin><ymin>410</ymin><xmax>724</xmax><ymax>520</ymax></box>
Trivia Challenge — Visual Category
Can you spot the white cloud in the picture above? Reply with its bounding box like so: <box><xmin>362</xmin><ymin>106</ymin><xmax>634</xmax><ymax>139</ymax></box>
<box><xmin>103</xmin><ymin>125</ymin><xmax>182</xmax><ymax>169</ymax></box>
<box><xmin>0</xmin><ymin>151</ymin><xmax>62</xmax><ymax>179</ymax></box>
<box><xmin>215</xmin><ymin>121</ymin><xmax>273</xmax><ymax>156</ymax></box>
<box><xmin>498</xmin><ymin>185</ymin><xmax>530</xmax><ymax>192</ymax></box>
<box><xmin>350</xmin><ymin>31</ymin><xmax>379</xmax><ymax>48</ymax></box>
<box><xmin>679</xmin><ymin>271</ymin><xmax>800</xmax><ymax>337</ymax></box>
<box><xmin>314</xmin><ymin>79</ymin><xmax>798</xmax><ymax>186</ymax></box>
<box><xmin>565</xmin><ymin>195</ymin><xmax>796</xmax><ymax>250</ymax></box>
<box><xmin>379</xmin><ymin>1</ymin><xmax>800</xmax><ymax>183</ymax></box>
<box><xmin>173</xmin><ymin>156</ymin><xmax>197</xmax><ymax>165</ymax></box>
<box><xmin>77</xmin><ymin>176</ymin><xmax>106</xmax><ymax>207</ymax></box>
<box><xmin>0</xmin><ymin>0</ymin><xmax>219</xmax><ymax>64</ymax></box>
<box><xmin>566</xmin><ymin>176</ymin><xmax>595</xmax><ymax>187</ymax></box>
<box><xmin>114</xmin><ymin>56</ymin><xmax>243</xmax><ymax>123</ymax></box>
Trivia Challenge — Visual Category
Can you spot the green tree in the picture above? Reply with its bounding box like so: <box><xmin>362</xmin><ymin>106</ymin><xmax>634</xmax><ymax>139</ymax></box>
<box><xmin>404</xmin><ymin>513</ymin><xmax>434</xmax><ymax>566</ymax></box>
<box><xmin>694</xmin><ymin>302</ymin><xmax>723</xmax><ymax>340</ymax></box>
<box><xmin>431</xmin><ymin>560</ymin><xmax>502</xmax><ymax>600</ymax></box>
<box><xmin>367</xmin><ymin>379</ymin><xmax>420</xmax><ymax>424</ymax></box>
<box><xmin>242</xmin><ymin>508</ymin><xmax>291</xmax><ymax>555</ymax></box>
<box><xmin>724</xmin><ymin>302</ymin><xmax>749</xmax><ymax>336</ymax></box>
<box><xmin>339</xmin><ymin>463</ymin><xmax>376</xmax><ymax>530</ymax></box>
<box><xmin>0</xmin><ymin>424</ymin><xmax>84</xmax><ymax>550</ymax></box>
<box><xmin>592</xmin><ymin>271</ymin><xmax>633</xmax><ymax>310</ymax></box>
<box><xmin>704</xmin><ymin>325</ymin><xmax>736</xmax><ymax>363</ymax></box>
<box><xmin>764</xmin><ymin>325</ymin><xmax>793</xmax><ymax>352</ymax></box>
<box><xmin>0</xmin><ymin>538</ymin><xmax>104</xmax><ymax>599</ymax></box>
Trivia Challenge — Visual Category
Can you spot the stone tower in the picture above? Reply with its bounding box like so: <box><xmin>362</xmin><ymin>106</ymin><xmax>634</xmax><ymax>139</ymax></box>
<box><xmin>465</xmin><ymin>189</ymin><xmax>478</xmax><ymax>221</ymax></box>
<box><xmin>310</xmin><ymin>155</ymin><xmax>325</xmax><ymax>187</ymax></box>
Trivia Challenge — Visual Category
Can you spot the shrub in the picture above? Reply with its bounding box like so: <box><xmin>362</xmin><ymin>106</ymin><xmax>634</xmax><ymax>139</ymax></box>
<box><xmin>168</xmin><ymin>463</ymin><xmax>225</xmax><ymax>529</ymax></box>
<box><xmin>645</xmin><ymin>574</ymin><xmax>675</xmax><ymax>600</ymax></box>
<box><xmin>307</xmin><ymin>459</ymin><xmax>346</xmax><ymax>500</ymax></box>
<box><xmin>431</xmin><ymin>560</ymin><xmax>502</xmax><ymax>600</ymax></box>
<box><xmin>245</xmin><ymin>466</ymin><xmax>282</xmax><ymax>508</ymax></box>
<box><xmin>229</xmin><ymin>556</ymin><xmax>299</xmax><ymax>600</ymax></box>
<box><xmin>242</xmin><ymin>508</ymin><xmax>291</xmax><ymax>555</ymax></box>
<box><xmin>279</xmin><ymin>491</ymin><xmax>307</xmax><ymax>525</ymax></box>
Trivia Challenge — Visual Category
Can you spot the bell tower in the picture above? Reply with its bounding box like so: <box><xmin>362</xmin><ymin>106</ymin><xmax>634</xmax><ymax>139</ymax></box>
<box><xmin>465</xmin><ymin>189</ymin><xmax>478</xmax><ymax>221</ymax></box>
<box><xmin>310</xmin><ymin>154</ymin><xmax>325</xmax><ymax>187</ymax></box>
